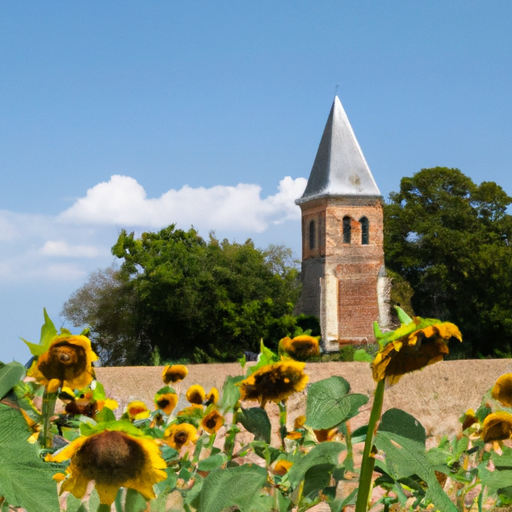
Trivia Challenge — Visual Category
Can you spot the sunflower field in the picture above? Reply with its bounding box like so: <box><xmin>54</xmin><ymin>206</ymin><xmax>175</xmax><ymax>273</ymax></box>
<box><xmin>1</xmin><ymin>308</ymin><xmax>512</xmax><ymax>511</ymax></box>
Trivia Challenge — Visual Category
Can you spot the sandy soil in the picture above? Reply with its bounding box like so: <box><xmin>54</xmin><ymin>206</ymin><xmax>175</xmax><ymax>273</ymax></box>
<box><xmin>96</xmin><ymin>358</ymin><xmax>512</xmax><ymax>439</ymax></box>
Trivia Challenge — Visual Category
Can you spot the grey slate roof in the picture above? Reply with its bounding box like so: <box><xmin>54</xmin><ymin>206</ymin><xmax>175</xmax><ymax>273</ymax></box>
<box><xmin>296</xmin><ymin>96</ymin><xmax>381</xmax><ymax>203</ymax></box>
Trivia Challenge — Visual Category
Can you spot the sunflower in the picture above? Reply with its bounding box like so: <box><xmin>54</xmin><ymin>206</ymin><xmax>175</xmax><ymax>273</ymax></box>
<box><xmin>461</xmin><ymin>408</ymin><xmax>479</xmax><ymax>431</ymax></box>
<box><xmin>164</xmin><ymin>422</ymin><xmax>199</xmax><ymax>450</ymax></box>
<box><xmin>481</xmin><ymin>411</ymin><xmax>512</xmax><ymax>443</ymax></box>
<box><xmin>47</xmin><ymin>427</ymin><xmax>167</xmax><ymax>505</ymax></box>
<box><xmin>186</xmin><ymin>384</ymin><xmax>206</xmax><ymax>405</ymax></box>
<box><xmin>28</xmin><ymin>335</ymin><xmax>98</xmax><ymax>391</ymax></box>
<box><xmin>491</xmin><ymin>373</ymin><xmax>512</xmax><ymax>408</ymax></box>
<box><xmin>294</xmin><ymin>415</ymin><xmax>306</xmax><ymax>429</ymax></box>
<box><xmin>162</xmin><ymin>364</ymin><xmax>188</xmax><ymax>384</ymax></box>
<box><xmin>155</xmin><ymin>391</ymin><xmax>178</xmax><ymax>415</ymax></box>
<box><xmin>274</xmin><ymin>459</ymin><xmax>293</xmax><ymax>476</ymax></box>
<box><xmin>372</xmin><ymin>319</ymin><xmax>462</xmax><ymax>384</ymax></box>
<box><xmin>314</xmin><ymin>428</ymin><xmax>338</xmax><ymax>442</ymax></box>
<box><xmin>280</xmin><ymin>335</ymin><xmax>320</xmax><ymax>361</ymax></box>
<box><xmin>125</xmin><ymin>401</ymin><xmax>150</xmax><ymax>421</ymax></box>
<box><xmin>201</xmin><ymin>409</ymin><xmax>224</xmax><ymax>434</ymax></box>
<box><xmin>238</xmin><ymin>360</ymin><xmax>309</xmax><ymax>406</ymax></box>
<box><xmin>62</xmin><ymin>387</ymin><xmax>118</xmax><ymax>419</ymax></box>
<box><xmin>205</xmin><ymin>387</ymin><xmax>220</xmax><ymax>405</ymax></box>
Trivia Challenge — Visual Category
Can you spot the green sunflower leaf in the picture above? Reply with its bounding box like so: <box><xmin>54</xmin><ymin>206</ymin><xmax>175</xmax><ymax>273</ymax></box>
<box><xmin>305</xmin><ymin>376</ymin><xmax>369</xmax><ymax>429</ymax></box>
<box><xmin>395</xmin><ymin>306</ymin><xmax>413</xmax><ymax>324</ymax></box>
<box><xmin>197</xmin><ymin>465</ymin><xmax>267</xmax><ymax>512</ymax></box>
<box><xmin>91</xmin><ymin>381</ymin><xmax>107</xmax><ymax>401</ymax></box>
<box><xmin>302</xmin><ymin>463</ymin><xmax>335</xmax><ymax>498</ymax></box>
<box><xmin>237</xmin><ymin>407</ymin><xmax>271</xmax><ymax>443</ymax></box>
<box><xmin>125</xmin><ymin>489</ymin><xmax>147</xmax><ymax>512</ymax></box>
<box><xmin>197</xmin><ymin>453</ymin><xmax>228</xmax><ymax>472</ymax></box>
<box><xmin>375</xmin><ymin>408</ymin><xmax>456</xmax><ymax>512</ymax></box>
<box><xmin>39</xmin><ymin>307</ymin><xmax>58</xmax><ymax>350</ymax></box>
<box><xmin>0</xmin><ymin>361</ymin><xmax>25</xmax><ymax>399</ymax></box>
<box><xmin>0</xmin><ymin>403</ymin><xmax>60</xmax><ymax>512</ymax></box>
<box><xmin>20</xmin><ymin>338</ymin><xmax>47</xmax><ymax>357</ymax></box>
<box><xmin>286</xmin><ymin>442</ymin><xmax>345</xmax><ymax>487</ymax></box>
<box><xmin>246</xmin><ymin>340</ymin><xmax>279</xmax><ymax>375</ymax></box>
<box><xmin>218</xmin><ymin>375</ymin><xmax>243</xmax><ymax>413</ymax></box>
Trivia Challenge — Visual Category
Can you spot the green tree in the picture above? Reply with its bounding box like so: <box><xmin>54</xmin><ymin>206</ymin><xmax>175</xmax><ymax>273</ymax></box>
<box><xmin>62</xmin><ymin>225</ymin><xmax>301</xmax><ymax>365</ymax></box>
<box><xmin>384</xmin><ymin>167</ymin><xmax>512</xmax><ymax>357</ymax></box>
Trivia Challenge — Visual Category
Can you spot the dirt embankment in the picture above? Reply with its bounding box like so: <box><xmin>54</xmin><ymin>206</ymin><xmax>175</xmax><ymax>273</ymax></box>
<box><xmin>96</xmin><ymin>359</ymin><xmax>512</xmax><ymax>439</ymax></box>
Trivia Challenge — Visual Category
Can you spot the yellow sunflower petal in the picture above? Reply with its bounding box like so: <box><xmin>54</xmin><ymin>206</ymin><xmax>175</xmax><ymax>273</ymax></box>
<box><xmin>491</xmin><ymin>373</ymin><xmax>512</xmax><ymax>408</ymax></box>
<box><xmin>186</xmin><ymin>384</ymin><xmax>206</xmax><ymax>405</ymax></box>
<box><xmin>274</xmin><ymin>460</ymin><xmax>293</xmax><ymax>475</ymax></box>
<box><xmin>481</xmin><ymin>411</ymin><xmax>512</xmax><ymax>443</ymax></box>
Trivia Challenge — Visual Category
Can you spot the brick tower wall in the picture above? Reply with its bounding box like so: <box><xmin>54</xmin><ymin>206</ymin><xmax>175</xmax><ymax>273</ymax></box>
<box><xmin>298</xmin><ymin>197</ymin><xmax>385</xmax><ymax>347</ymax></box>
<box><xmin>325</xmin><ymin>197</ymin><xmax>384</xmax><ymax>343</ymax></box>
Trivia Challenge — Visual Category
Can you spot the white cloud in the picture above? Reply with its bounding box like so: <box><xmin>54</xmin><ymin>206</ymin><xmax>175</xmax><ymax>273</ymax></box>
<box><xmin>40</xmin><ymin>240</ymin><xmax>100</xmax><ymax>258</ymax></box>
<box><xmin>59</xmin><ymin>175</ymin><xmax>307</xmax><ymax>233</ymax></box>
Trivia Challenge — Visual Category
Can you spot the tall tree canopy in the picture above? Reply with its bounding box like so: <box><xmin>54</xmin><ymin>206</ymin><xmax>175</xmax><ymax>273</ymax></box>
<box><xmin>384</xmin><ymin>167</ymin><xmax>512</xmax><ymax>357</ymax></box>
<box><xmin>62</xmin><ymin>225</ymin><xmax>301</xmax><ymax>365</ymax></box>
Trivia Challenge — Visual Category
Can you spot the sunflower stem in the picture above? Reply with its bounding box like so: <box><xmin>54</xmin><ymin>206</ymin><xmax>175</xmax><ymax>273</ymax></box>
<box><xmin>340</xmin><ymin>422</ymin><xmax>354</xmax><ymax>472</ymax></box>
<box><xmin>41</xmin><ymin>389</ymin><xmax>58</xmax><ymax>449</ymax></box>
<box><xmin>223</xmin><ymin>405</ymin><xmax>240</xmax><ymax>460</ymax></box>
<box><xmin>278</xmin><ymin>401</ymin><xmax>287</xmax><ymax>450</ymax></box>
<box><xmin>206</xmin><ymin>431</ymin><xmax>217</xmax><ymax>451</ymax></box>
<box><xmin>355</xmin><ymin>378</ymin><xmax>385</xmax><ymax>512</ymax></box>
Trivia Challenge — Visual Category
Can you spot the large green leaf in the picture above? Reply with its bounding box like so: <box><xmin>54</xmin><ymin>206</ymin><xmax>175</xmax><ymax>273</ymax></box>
<box><xmin>218</xmin><ymin>375</ymin><xmax>243</xmax><ymax>413</ymax></box>
<box><xmin>479</xmin><ymin>466</ymin><xmax>512</xmax><ymax>492</ymax></box>
<box><xmin>305</xmin><ymin>376</ymin><xmax>368</xmax><ymax>429</ymax></box>
<box><xmin>125</xmin><ymin>489</ymin><xmax>147</xmax><ymax>512</ymax></box>
<box><xmin>0</xmin><ymin>403</ymin><xmax>60</xmax><ymax>512</ymax></box>
<box><xmin>375</xmin><ymin>409</ymin><xmax>456</xmax><ymax>512</ymax></box>
<box><xmin>238</xmin><ymin>407</ymin><xmax>271</xmax><ymax>443</ymax></box>
<box><xmin>197</xmin><ymin>453</ymin><xmax>228</xmax><ymax>472</ymax></box>
<box><xmin>197</xmin><ymin>464</ymin><xmax>268</xmax><ymax>512</ymax></box>
<box><xmin>492</xmin><ymin>446</ymin><xmax>512</xmax><ymax>468</ymax></box>
<box><xmin>0</xmin><ymin>362</ymin><xmax>25</xmax><ymax>399</ymax></box>
<box><xmin>302</xmin><ymin>463</ymin><xmax>335</xmax><ymax>498</ymax></box>
<box><xmin>287</xmin><ymin>441</ymin><xmax>345</xmax><ymax>487</ymax></box>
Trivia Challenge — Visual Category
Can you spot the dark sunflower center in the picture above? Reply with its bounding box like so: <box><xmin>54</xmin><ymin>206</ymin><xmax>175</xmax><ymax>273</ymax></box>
<box><xmin>158</xmin><ymin>398</ymin><xmax>170</xmax><ymax>409</ymax></box>
<box><xmin>174</xmin><ymin>431</ymin><xmax>188</xmax><ymax>445</ymax></box>
<box><xmin>188</xmin><ymin>392</ymin><xmax>203</xmax><ymax>405</ymax></box>
<box><xmin>38</xmin><ymin>342</ymin><xmax>87</xmax><ymax>382</ymax></box>
<box><xmin>206</xmin><ymin>417</ymin><xmax>217</xmax><ymax>429</ymax></box>
<box><xmin>76</xmin><ymin>430</ymin><xmax>146</xmax><ymax>485</ymax></box>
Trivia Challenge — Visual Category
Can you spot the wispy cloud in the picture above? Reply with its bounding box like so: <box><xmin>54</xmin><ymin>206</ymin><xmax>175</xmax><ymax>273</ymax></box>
<box><xmin>59</xmin><ymin>175</ymin><xmax>307</xmax><ymax>233</ymax></box>
<box><xmin>40</xmin><ymin>240</ymin><xmax>101</xmax><ymax>258</ymax></box>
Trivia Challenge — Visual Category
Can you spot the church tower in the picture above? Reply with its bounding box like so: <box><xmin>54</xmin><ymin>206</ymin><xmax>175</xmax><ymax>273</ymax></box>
<box><xmin>295</xmin><ymin>97</ymin><xmax>389</xmax><ymax>352</ymax></box>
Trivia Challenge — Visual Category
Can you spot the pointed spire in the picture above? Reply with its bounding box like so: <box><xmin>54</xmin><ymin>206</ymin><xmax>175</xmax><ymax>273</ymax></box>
<box><xmin>297</xmin><ymin>97</ymin><xmax>381</xmax><ymax>203</ymax></box>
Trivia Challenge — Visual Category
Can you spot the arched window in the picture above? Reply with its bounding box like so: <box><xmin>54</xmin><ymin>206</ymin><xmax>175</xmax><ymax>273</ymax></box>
<box><xmin>343</xmin><ymin>216</ymin><xmax>351</xmax><ymax>244</ymax></box>
<box><xmin>360</xmin><ymin>216</ymin><xmax>369</xmax><ymax>245</ymax></box>
<box><xmin>309</xmin><ymin>220</ymin><xmax>316</xmax><ymax>249</ymax></box>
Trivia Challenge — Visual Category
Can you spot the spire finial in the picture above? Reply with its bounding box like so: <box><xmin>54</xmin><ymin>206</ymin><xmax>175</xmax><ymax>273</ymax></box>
<box><xmin>334</xmin><ymin>84</ymin><xmax>339</xmax><ymax>98</ymax></box>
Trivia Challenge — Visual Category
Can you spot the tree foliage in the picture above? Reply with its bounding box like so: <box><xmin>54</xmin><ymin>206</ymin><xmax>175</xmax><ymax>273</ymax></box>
<box><xmin>62</xmin><ymin>225</ymin><xmax>301</xmax><ymax>365</ymax></box>
<box><xmin>384</xmin><ymin>167</ymin><xmax>512</xmax><ymax>357</ymax></box>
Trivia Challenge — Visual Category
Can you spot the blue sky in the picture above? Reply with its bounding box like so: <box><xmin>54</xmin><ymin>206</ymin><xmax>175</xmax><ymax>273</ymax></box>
<box><xmin>1</xmin><ymin>1</ymin><xmax>512</xmax><ymax>363</ymax></box>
